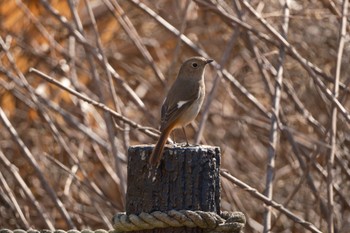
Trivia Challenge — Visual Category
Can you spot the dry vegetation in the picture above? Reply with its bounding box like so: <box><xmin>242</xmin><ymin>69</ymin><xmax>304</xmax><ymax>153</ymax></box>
<box><xmin>0</xmin><ymin>0</ymin><xmax>349</xmax><ymax>232</ymax></box>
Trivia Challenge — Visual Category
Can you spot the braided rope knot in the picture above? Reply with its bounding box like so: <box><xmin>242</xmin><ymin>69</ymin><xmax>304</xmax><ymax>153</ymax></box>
<box><xmin>113</xmin><ymin>210</ymin><xmax>245</xmax><ymax>232</ymax></box>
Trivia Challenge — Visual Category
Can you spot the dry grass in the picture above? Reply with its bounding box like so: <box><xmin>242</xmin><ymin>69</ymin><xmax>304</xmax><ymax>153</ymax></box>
<box><xmin>0</xmin><ymin>0</ymin><xmax>349</xmax><ymax>232</ymax></box>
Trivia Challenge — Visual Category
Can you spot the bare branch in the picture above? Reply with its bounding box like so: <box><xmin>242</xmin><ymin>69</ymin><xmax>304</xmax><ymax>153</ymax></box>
<box><xmin>327</xmin><ymin>1</ymin><xmax>348</xmax><ymax>232</ymax></box>
<box><xmin>220</xmin><ymin>170</ymin><xmax>322</xmax><ymax>233</ymax></box>
<box><xmin>263</xmin><ymin>1</ymin><xmax>290</xmax><ymax>231</ymax></box>
<box><xmin>29</xmin><ymin>68</ymin><xmax>159</xmax><ymax>140</ymax></box>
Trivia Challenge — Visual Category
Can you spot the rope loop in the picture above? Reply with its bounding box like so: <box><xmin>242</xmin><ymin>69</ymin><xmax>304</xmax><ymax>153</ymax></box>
<box><xmin>0</xmin><ymin>230</ymin><xmax>114</xmax><ymax>233</ymax></box>
<box><xmin>113</xmin><ymin>210</ymin><xmax>245</xmax><ymax>233</ymax></box>
<box><xmin>0</xmin><ymin>211</ymin><xmax>245</xmax><ymax>233</ymax></box>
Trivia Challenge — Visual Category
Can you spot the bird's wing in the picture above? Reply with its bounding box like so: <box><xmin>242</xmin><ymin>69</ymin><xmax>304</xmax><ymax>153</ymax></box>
<box><xmin>160</xmin><ymin>81</ymin><xmax>200</xmax><ymax>131</ymax></box>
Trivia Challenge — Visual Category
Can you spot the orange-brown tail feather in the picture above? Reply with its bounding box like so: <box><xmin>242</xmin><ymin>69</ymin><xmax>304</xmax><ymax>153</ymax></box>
<box><xmin>149</xmin><ymin>127</ymin><xmax>172</xmax><ymax>166</ymax></box>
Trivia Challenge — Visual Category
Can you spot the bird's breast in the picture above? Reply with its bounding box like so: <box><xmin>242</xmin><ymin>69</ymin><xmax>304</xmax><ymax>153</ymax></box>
<box><xmin>174</xmin><ymin>83</ymin><xmax>205</xmax><ymax>128</ymax></box>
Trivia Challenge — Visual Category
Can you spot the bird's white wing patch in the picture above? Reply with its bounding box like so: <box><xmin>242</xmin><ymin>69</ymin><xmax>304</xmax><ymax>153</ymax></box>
<box><xmin>177</xmin><ymin>100</ymin><xmax>190</xmax><ymax>109</ymax></box>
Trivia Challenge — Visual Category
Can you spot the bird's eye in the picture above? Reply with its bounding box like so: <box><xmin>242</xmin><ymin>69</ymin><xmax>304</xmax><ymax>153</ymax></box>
<box><xmin>191</xmin><ymin>62</ymin><xmax>198</xmax><ymax>68</ymax></box>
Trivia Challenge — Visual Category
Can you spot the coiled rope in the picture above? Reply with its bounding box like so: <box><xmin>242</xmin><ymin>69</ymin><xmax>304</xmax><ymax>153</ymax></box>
<box><xmin>0</xmin><ymin>230</ymin><xmax>114</xmax><ymax>233</ymax></box>
<box><xmin>113</xmin><ymin>210</ymin><xmax>245</xmax><ymax>232</ymax></box>
<box><xmin>1</xmin><ymin>210</ymin><xmax>245</xmax><ymax>233</ymax></box>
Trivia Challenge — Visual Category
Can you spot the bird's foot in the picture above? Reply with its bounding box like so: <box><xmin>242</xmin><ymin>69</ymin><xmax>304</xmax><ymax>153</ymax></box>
<box><xmin>181</xmin><ymin>142</ymin><xmax>191</xmax><ymax>147</ymax></box>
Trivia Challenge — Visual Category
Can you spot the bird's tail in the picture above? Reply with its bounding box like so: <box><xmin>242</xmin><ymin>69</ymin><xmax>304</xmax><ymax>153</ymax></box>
<box><xmin>149</xmin><ymin>127</ymin><xmax>172</xmax><ymax>166</ymax></box>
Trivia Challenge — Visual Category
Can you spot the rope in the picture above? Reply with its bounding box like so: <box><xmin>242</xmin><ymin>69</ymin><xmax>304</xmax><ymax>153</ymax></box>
<box><xmin>0</xmin><ymin>211</ymin><xmax>245</xmax><ymax>233</ymax></box>
<box><xmin>113</xmin><ymin>210</ymin><xmax>246</xmax><ymax>232</ymax></box>
<box><xmin>0</xmin><ymin>230</ymin><xmax>115</xmax><ymax>233</ymax></box>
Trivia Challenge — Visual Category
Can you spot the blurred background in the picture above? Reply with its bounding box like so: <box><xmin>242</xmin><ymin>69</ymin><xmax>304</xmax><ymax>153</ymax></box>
<box><xmin>0</xmin><ymin>0</ymin><xmax>349</xmax><ymax>232</ymax></box>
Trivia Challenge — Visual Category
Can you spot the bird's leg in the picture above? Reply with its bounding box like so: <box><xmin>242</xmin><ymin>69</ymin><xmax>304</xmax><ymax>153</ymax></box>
<box><xmin>182</xmin><ymin>127</ymin><xmax>190</xmax><ymax>146</ymax></box>
<box><xmin>171</xmin><ymin>131</ymin><xmax>177</xmax><ymax>146</ymax></box>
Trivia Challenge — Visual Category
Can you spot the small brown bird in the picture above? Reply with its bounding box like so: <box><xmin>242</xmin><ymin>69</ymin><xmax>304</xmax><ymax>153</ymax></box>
<box><xmin>149</xmin><ymin>56</ymin><xmax>213</xmax><ymax>166</ymax></box>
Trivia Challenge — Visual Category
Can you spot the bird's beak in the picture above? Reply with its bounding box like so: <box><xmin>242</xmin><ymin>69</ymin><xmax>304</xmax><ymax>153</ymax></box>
<box><xmin>206</xmin><ymin>59</ymin><xmax>214</xmax><ymax>64</ymax></box>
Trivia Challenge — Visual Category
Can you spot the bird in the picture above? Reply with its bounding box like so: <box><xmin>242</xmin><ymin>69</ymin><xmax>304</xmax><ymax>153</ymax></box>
<box><xmin>149</xmin><ymin>56</ymin><xmax>213</xmax><ymax>166</ymax></box>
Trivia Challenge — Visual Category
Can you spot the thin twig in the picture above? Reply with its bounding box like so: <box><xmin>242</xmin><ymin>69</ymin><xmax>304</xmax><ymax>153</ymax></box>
<box><xmin>236</xmin><ymin>0</ymin><xmax>350</xmax><ymax>123</ymax></box>
<box><xmin>194</xmin><ymin>0</ymin><xmax>275</xmax><ymax>44</ymax></box>
<box><xmin>1</xmin><ymin>71</ymin><xmax>110</xmax><ymax>150</ymax></box>
<box><xmin>2</xmin><ymin>34</ymin><xmax>119</xmax><ymax>223</ymax></box>
<box><xmin>220</xmin><ymin>170</ymin><xmax>322</xmax><ymax>233</ymax></box>
<box><xmin>282</xmin><ymin>128</ymin><xmax>329</xmax><ymax>219</ymax></box>
<box><xmin>167</xmin><ymin>0</ymin><xmax>191</xmax><ymax>82</ymax></box>
<box><xmin>29</xmin><ymin>68</ymin><xmax>160</xmax><ymax>139</ymax></box>
<box><xmin>15</xmin><ymin>0</ymin><xmax>66</xmax><ymax>59</ymax></box>
<box><xmin>232</xmin><ymin>0</ymin><xmax>275</xmax><ymax>97</ymax></box>
<box><xmin>313</xmin><ymin>158</ymin><xmax>350</xmax><ymax>209</ymax></box>
<box><xmin>44</xmin><ymin>153</ymin><xmax>122</xmax><ymax>210</ymax></box>
<box><xmin>0</xmin><ymin>36</ymin><xmax>76</xmax><ymax>228</ymax></box>
<box><xmin>92</xmin><ymin>143</ymin><xmax>124</xmax><ymax>205</ymax></box>
<box><xmin>327</xmin><ymin>2</ymin><xmax>348</xmax><ymax>231</ymax></box>
<box><xmin>39</xmin><ymin>0</ymin><xmax>146</xmax><ymax>109</ymax></box>
<box><xmin>37</xmin><ymin>95</ymin><xmax>109</xmax><ymax>149</ymax></box>
<box><xmin>283</xmin><ymin>80</ymin><xmax>326</xmax><ymax>135</ymax></box>
<box><xmin>0</xmin><ymin>170</ymin><xmax>30</xmax><ymax>228</ymax></box>
<box><xmin>104</xmin><ymin>0</ymin><xmax>165</xmax><ymax>85</ymax></box>
<box><xmin>195</xmin><ymin>31</ymin><xmax>240</xmax><ymax>144</ymax></box>
<box><xmin>250</xmin><ymin>48</ymin><xmax>327</xmax><ymax>136</ymax></box>
<box><xmin>0</xmin><ymin>107</ymin><xmax>75</xmax><ymax>228</ymax></box>
<box><xmin>270</xmin><ymin>173</ymin><xmax>306</xmax><ymax>231</ymax></box>
<box><xmin>196</xmin><ymin>0</ymin><xmax>350</xmax><ymax>98</ymax></box>
<box><xmin>263</xmin><ymin>1</ymin><xmax>290</xmax><ymax>232</ymax></box>
<box><xmin>0</xmin><ymin>151</ymin><xmax>55</xmax><ymax>230</ymax></box>
<box><xmin>82</xmin><ymin>0</ymin><xmax>127</xmax><ymax>205</ymax></box>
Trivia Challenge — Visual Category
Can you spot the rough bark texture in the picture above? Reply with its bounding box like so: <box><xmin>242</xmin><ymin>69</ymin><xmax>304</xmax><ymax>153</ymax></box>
<box><xmin>126</xmin><ymin>145</ymin><xmax>221</xmax><ymax>233</ymax></box>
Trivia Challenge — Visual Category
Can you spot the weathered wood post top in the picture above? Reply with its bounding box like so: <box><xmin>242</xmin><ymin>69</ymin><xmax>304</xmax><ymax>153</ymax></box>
<box><xmin>127</xmin><ymin>145</ymin><xmax>221</xmax><ymax>215</ymax></box>
<box><xmin>113</xmin><ymin>145</ymin><xmax>246</xmax><ymax>233</ymax></box>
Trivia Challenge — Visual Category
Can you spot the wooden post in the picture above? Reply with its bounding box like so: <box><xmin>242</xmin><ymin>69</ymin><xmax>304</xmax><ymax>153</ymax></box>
<box><xmin>126</xmin><ymin>145</ymin><xmax>221</xmax><ymax>233</ymax></box>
